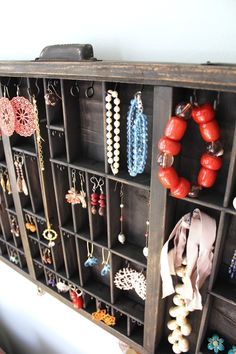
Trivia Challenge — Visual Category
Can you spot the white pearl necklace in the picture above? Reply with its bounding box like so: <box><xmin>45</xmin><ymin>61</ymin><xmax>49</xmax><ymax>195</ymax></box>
<box><xmin>105</xmin><ymin>90</ymin><xmax>120</xmax><ymax>175</ymax></box>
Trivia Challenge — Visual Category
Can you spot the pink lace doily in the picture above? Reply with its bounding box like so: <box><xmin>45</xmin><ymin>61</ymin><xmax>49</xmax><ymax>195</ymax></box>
<box><xmin>0</xmin><ymin>97</ymin><xmax>15</xmax><ymax>136</ymax></box>
<box><xmin>11</xmin><ymin>97</ymin><xmax>36</xmax><ymax>137</ymax></box>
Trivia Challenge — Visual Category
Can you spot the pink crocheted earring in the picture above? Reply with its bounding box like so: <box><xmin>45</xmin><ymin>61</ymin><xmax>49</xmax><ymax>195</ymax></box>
<box><xmin>0</xmin><ymin>86</ymin><xmax>15</xmax><ymax>136</ymax></box>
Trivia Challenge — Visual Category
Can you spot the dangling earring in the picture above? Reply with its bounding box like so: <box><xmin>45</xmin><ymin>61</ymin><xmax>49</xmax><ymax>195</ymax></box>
<box><xmin>90</xmin><ymin>176</ymin><xmax>99</xmax><ymax>215</ymax></box>
<box><xmin>84</xmin><ymin>242</ymin><xmax>98</xmax><ymax>267</ymax></box>
<box><xmin>78</xmin><ymin>172</ymin><xmax>87</xmax><ymax>208</ymax></box>
<box><xmin>44</xmin><ymin>82</ymin><xmax>61</xmax><ymax>106</ymax></box>
<box><xmin>101</xmin><ymin>249</ymin><xmax>111</xmax><ymax>276</ymax></box>
<box><xmin>98</xmin><ymin>177</ymin><xmax>106</xmax><ymax>216</ymax></box>
<box><xmin>0</xmin><ymin>168</ymin><xmax>6</xmax><ymax>192</ymax></box>
<box><xmin>0</xmin><ymin>85</ymin><xmax>15</xmax><ymax>136</ymax></box>
<box><xmin>10</xmin><ymin>216</ymin><xmax>20</xmax><ymax>237</ymax></box>
<box><xmin>69</xmin><ymin>288</ymin><xmax>84</xmax><ymax>309</ymax></box>
<box><xmin>229</xmin><ymin>249</ymin><xmax>236</xmax><ymax>279</ymax></box>
<box><xmin>5</xmin><ymin>171</ymin><xmax>12</xmax><ymax>194</ymax></box>
<box><xmin>118</xmin><ymin>183</ymin><xmax>126</xmax><ymax>244</ymax></box>
<box><xmin>11</xmin><ymin>84</ymin><xmax>36</xmax><ymax>137</ymax></box>
<box><xmin>42</xmin><ymin>248</ymin><xmax>52</xmax><ymax>265</ymax></box>
<box><xmin>65</xmin><ymin>169</ymin><xmax>81</xmax><ymax>204</ymax></box>
<box><xmin>14</xmin><ymin>154</ymin><xmax>28</xmax><ymax>196</ymax></box>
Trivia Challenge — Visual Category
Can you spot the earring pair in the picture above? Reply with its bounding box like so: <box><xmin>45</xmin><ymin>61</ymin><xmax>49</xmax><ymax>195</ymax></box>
<box><xmin>92</xmin><ymin>305</ymin><xmax>116</xmax><ymax>326</ymax></box>
<box><xmin>65</xmin><ymin>170</ymin><xmax>86</xmax><ymax>207</ymax></box>
<box><xmin>25</xmin><ymin>214</ymin><xmax>36</xmax><ymax>233</ymax></box>
<box><xmin>84</xmin><ymin>242</ymin><xmax>111</xmax><ymax>276</ymax></box>
<box><xmin>0</xmin><ymin>169</ymin><xmax>11</xmax><ymax>194</ymax></box>
<box><xmin>90</xmin><ymin>176</ymin><xmax>106</xmax><ymax>216</ymax></box>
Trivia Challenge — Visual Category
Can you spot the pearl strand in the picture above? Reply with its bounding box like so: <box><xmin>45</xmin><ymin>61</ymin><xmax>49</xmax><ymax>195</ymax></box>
<box><xmin>127</xmin><ymin>92</ymin><xmax>148</xmax><ymax>177</ymax></box>
<box><xmin>105</xmin><ymin>90</ymin><xmax>120</xmax><ymax>175</ymax></box>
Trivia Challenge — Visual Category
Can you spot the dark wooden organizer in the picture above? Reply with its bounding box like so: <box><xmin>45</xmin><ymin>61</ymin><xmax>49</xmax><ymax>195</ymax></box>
<box><xmin>0</xmin><ymin>61</ymin><xmax>235</xmax><ymax>354</ymax></box>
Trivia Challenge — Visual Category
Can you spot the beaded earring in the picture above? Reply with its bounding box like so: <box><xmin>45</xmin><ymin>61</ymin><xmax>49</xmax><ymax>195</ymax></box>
<box><xmin>84</xmin><ymin>242</ymin><xmax>98</xmax><ymax>267</ymax></box>
<box><xmin>101</xmin><ymin>249</ymin><xmax>110</xmax><ymax>276</ymax></box>
<box><xmin>117</xmin><ymin>183</ymin><xmax>126</xmax><ymax>244</ymax></box>
<box><xmin>105</xmin><ymin>89</ymin><xmax>120</xmax><ymax>175</ymax></box>
<box><xmin>127</xmin><ymin>91</ymin><xmax>148</xmax><ymax>177</ymax></box>
<box><xmin>69</xmin><ymin>288</ymin><xmax>83</xmax><ymax>309</ymax></box>
<box><xmin>98</xmin><ymin>177</ymin><xmax>106</xmax><ymax>216</ymax></box>
<box><xmin>229</xmin><ymin>249</ymin><xmax>236</xmax><ymax>279</ymax></box>
<box><xmin>90</xmin><ymin>176</ymin><xmax>99</xmax><ymax>215</ymax></box>
<box><xmin>14</xmin><ymin>154</ymin><xmax>28</xmax><ymax>196</ymax></box>
<box><xmin>0</xmin><ymin>85</ymin><xmax>15</xmax><ymax>136</ymax></box>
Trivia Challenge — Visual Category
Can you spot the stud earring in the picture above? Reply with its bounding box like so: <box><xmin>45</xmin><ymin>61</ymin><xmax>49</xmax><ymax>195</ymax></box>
<box><xmin>69</xmin><ymin>288</ymin><xmax>83</xmax><ymax>309</ymax></box>
<box><xmin>98</xmin><ymin>177</ymin><xmax>106</xmax><ymax>216</ymax></box>
<box><xmin>90</xmin><ymin>176</ymin><xmax>99</xmax><ymax>215</ymax></box>
<box><xmin>101</xmin><ymin>249</ymin><xmax>111</xmax><ymax>276</ymax></box>
<box><xmin>65</xmin><ymin>169</ymin><xmax>81</xmax><ymax>204</ymax></box>
<box><xmin>84</xmin><ymin>242</ymin><xmax>98</xmax><ymax>267</ymax></box>
<box><xmin>4</xmin><ymin>171</ymin><xmax>12</xmax><ymax>194</ymax></box>
<box><xmin>0</xmin><ymin>85</ymin><xmax>15</xmax><ymax>136</ymax></box>
<box><xmin>118</xmin><ymin>183</ymin><xmax>126</xmax><ymax>244</ymax></box>
<box><xmin>229</xmin><ymin>249</ymin><xmax>236</xmax><ymax>279</ymax></box>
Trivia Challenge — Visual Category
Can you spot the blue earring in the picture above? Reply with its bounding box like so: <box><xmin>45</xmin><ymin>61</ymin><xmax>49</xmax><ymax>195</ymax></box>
<box><xmin>84</xmin><ymin>242</ymin><xmax>98</xmax><ymax>267</ymax></box>
<box><xmin>228</xmin><ymin>345</ymin><xmax>236</xmax><ymax>354</ymax></box>
<box><xmin>101</xmin><ymin>248</ymin><xmax>111</xmax><ymax>276</ymax></box>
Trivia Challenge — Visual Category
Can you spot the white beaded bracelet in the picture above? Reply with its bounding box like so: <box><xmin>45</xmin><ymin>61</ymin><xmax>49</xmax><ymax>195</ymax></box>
<box><xmin>105</xmin><ymin>90</ymin><xmax>120</xmax><ymax>175</ymax></box>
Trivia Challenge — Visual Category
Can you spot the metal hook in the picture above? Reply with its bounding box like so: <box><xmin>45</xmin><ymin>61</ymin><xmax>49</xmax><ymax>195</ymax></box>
<box><xmin>28</xmin><ymin>79</ymin><xmax>40</xmax><ymax>98</ymax></box>
<box><xmin>85</xmin><ymin>81</ymin><xmax>94</xmax><ymax>98</ymax></box>
<box><xmin>47</xmin><ymin>82</ymin><xmax>61</xmax><ymax>100</ymax></box>
<box><xmin>90</xmin><ymin>176</ymin><xmax>99</xmax><ymax>192</ymax></box>
<box><xmin>70</xmin><ymin>81</ymin><xmax>80</xmax><ymax>97</ymax></box>
<box><xmin>213</xmin><ymin>92</ymin><xmax>220</xmax><ymax>110</ymax></box>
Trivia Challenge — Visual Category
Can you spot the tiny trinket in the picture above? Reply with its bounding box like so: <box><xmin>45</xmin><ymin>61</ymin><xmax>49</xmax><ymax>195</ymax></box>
<box><xmin>84</xmin><ymin>242</ymin><xmax>98</xmax><ymax>267</ymax></box>
<box><xmin>9</xmin><ymin>250</ymin><xmax>19</xmax><ymax>265</ymax></box>
<box><xmin>101</xmin><ymin>249</ymin><xmax>111</xmax><ymax>276</ymax></box>
<box><xmin>118</xmin><ymin>183</ymin><xmax>126</xmax><ymax>244</ymax></box>
<box><xmin>44</xmin><ymin>81</ymin><xmax>61</xmax><ymax>106</ymax></box>
<box><xmin>228</xmin><ymin>345</ymin><xmax>236</xmax><ymax>354</ymax></box>
<box><xmin>207</xmin><ymin>335</ymin><xmax>225</xmax><ymax>353</ymax></box>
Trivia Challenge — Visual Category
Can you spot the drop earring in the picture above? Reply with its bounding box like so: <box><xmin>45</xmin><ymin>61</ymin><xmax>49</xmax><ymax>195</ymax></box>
<box><xmin>229</xmin><ymin>249</ymin><xmax>236</xmax><ymax>279</ymax></box>
<box><xmin>42</xmin><ymin>248</ymin><xmax>52</xmax><ymax>265</ymax></box>
<box><xmin>84</xmin><ymin>242</ymin><xmax>98</xmax><ymax>267</ymax></box>
<box><xmin>78</xmin><ymin>172</ymin><xmax>87</xmax><ymax>208</ymax></box>
<box><xmin>5</xmin><ymin>171</ymin><xmax>12</xmax><ymax>194</ymax></box>
<box><xmin>98</xmin><ymin>177</ymin><xmax>106</xmax><ymax>216</ymax></box>
<box><xmin>0</xmin><ymin>85</ymin><xmax>15</xmax><ymax>136</ymax></box>
<box><xmin>14</xmin><ymin>154</ymin><xmax>28</xmax><ymax>196</ymax></box>
<box><xmin>90</xmin><ymin>176</ymin><xmax>99</xmax><ymax>215</ymax></box>
<box><xmin>0</xmin><ymin>168</ymin><xmax>6</xmax><ymax>192</ymax></box>
<box><xmin>65</xmin><ymin>169</ymin><xmax>81</xmax><ymax>204</ymax></box>
<box><xmin>101</xmin><ymin>249</ymin><xmax>111</xmax><ymax>276</ymax></box>
<box><xmin>118</xmin><ymin>183</ymin><xmax>126</xmax><ymax>244</ymax></box>
<box><xmin>69</xmin><ymin>288</ymin><xmax>83</xmax><ymax>309</ymax></box>
<box><xmin>10</xmin><ymin>216</ymin><xmax>20</xmax><ymax>237</ymax></box>
<box><xmin>44</xmin><ymin>81</ymin><xmax>61</xmax><ymax>106</ymax></box>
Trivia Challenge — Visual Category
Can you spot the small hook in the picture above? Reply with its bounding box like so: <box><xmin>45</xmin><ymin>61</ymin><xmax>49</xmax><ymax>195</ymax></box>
<box><xmin>47</xmin><ymin>82</ymin><xmax>61</xmax><ymax>100</ymax></box>
<box><xmin>90</xmin><ymin>176</ymin><xmax>99</xmax><ymax>192</ymax></box>
<box><xmin>85</xmin><ymin>81</ymin><xmax>94</xmax><ymax>98</ymax></box>
<box><xmin>70</xmin><ymin>81</ymin><xmax>80</xmax><ymax>97</ymax></box>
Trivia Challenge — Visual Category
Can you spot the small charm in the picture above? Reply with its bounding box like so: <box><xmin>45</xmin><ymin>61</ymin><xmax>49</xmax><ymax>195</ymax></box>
<box><xmin>9</xmin><ymin>250</ymin><xmax>19</xmax><ymax>265</ymax></box>
<box><xmin>90</xmin><ymin>176</ymin><xmax>99</xmax><ymax>215</ymax></box>
<box><xmin>56</xmin><ymin>279</ymin><xmax>70</xmax><ymax>292</ymax></box>
<box><xmin>118</xmin><ymin>183</ymin><xmax>126</xmax><ymax>244</ymax></box>
<box><xmin>47</xmin><ymin>272</ymin><xmax>56</xmax><ymax>287</ymax></box>
<box><xmin>92</xmin><ymin>309</ymin><xmax>107</xmax><ymax>321</ymax></box>
<box><xmin>65</xmin><ymin>169</ymin><xmax>82</xmax><ymax>204</ymax></box>
<box><xmin>84</xmin><ymin>242</ymin><xmax>98</xmax><ymax>267</ymax></box>
<box><xmin>228</xmin><ymin>249</ymin><xmax>236</xmax><ymax>279</ymax></box>
<box><xmin>25</xmin><ymin>214</ymin><xmax>36</xmax><ymax>233</ymax></box>
<box><xmin>69</xmin><ymin>288</ymin><xmax>83</xmax><ymax>309</ymax></box>
<box><xmin>98</xmin><ymin>177</ymin><xmax>106</xmax><ymax>216</ymax></box>
<box><xmin>42</xmin><ymin>248</ymin><xmax>52</xmax><ymax>265</ymax></box>
<box><xmin>143</xmin><ymin>216</ymin><xmax>150</xmax><ymax>258</ymax></box>
<box><xmin>207</xmin><ymin>334</ymin><xmax>225</xmax><ymax>353</ymax></box>
<box><xmin>44</xmin><ymin>82</ymin><xmax>61</xmax><ymax>106</ymax></box>
<box><xmin>101</xmin><ymin>249</ymin><xmax>111</xmax><ymax>276</ymax></box>
<box><xmin>42</xmin><ymin>228</ymin><xmax>57</xmax><ymax>247</ymax></box>
<box><xmin>228</xmin><ymin>345</ymin><xmax>236</xmax><ymax>354</ymax></box>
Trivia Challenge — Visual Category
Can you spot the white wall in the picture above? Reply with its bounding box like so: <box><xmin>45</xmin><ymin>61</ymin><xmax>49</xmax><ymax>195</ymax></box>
<box><xmin>0</xmin><ymin>1</ymin><xmax>235</xmax><ymax>353</ymax></box>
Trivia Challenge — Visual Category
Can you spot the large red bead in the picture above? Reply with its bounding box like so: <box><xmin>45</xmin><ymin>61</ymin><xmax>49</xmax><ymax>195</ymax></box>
<box><xmin>158</xmin><ymin>137</ymin><xmax>181</xmax><ymax>156</ymax></box>
<box><xmin>165</xmin><ymin>116</ymin><xmax>187</xmax><ymax>141</ymax></box>
<box><xmin>198</xmin><ymin>167</ymin><xmax>217</xmax><ymax>187</ymax></box>
<box><xmin>192</xmin><ymin>103</ymin><xmax>215</xmax><ymax>124</ymax></box>
<box><xmin>199</xmin><ymin>120</ymin><xmax>220</xmax><ymax>142</ymax></box>
<box><xmin>170</xmin><ymin>177</ymin><xmax>191</xmax><ymax>199</ymax></box>
<box><xmin>158</xmin><ymin>167</ymin><xmax>179</xmax><ymax>189</ymax></box>
<box><xmin>200</xmin><ymin>153</ymin><xmax>222</xmax><ymax>171</ymax></box>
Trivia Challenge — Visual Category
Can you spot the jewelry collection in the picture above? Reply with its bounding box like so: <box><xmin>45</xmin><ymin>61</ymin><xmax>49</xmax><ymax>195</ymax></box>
<box><xmin>158</xmin><ymin>101</ymin><xmax>223</xmax><ymax>199</ymax></box>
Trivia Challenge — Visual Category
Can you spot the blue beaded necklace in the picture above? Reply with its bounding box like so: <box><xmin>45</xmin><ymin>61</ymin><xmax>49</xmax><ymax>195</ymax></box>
<box><xmin>127</xmin><ymin>92</ymin><xmax>148</xmax><ymax>177</ymax></box>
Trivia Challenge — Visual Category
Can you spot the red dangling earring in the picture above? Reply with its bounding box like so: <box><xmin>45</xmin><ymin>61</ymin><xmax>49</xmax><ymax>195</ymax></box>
<box><xmin>11</xmin><ymin>84</ymin><xmax>36</xmax><ymax>137</ymax></box>
<box><xmin>0</xmin><ymin>85</ymin><xmax>15</xmax><ymax>136</ymax></box>
<box><xmin>90</xmin><ymin>176</ymin><xmax>99</xmax><ymax>215</ymax></box>
<box><xmin>69</xmin><ymin>289</ymin><xmax>83</xmax><ymax>309</ymax></box>
<box><xmin>98</xmin><ymin>177</ymin><xmax>106</xmax><ymax>216</ymax></box>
